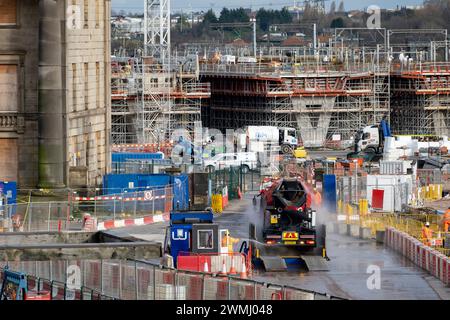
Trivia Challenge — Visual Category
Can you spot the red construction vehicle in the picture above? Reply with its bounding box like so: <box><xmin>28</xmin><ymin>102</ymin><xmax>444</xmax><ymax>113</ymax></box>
<box><xmin>248</xmin><ymin>178</ymin><xmax>328</xmax><ymax>271</ymax></box>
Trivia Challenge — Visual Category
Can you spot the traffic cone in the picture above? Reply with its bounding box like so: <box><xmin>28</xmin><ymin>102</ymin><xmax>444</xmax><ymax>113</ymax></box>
<box><xmin>219</xmin><ymin>258</ymin><xmax>227</xmax><ymax>275</ymax></box>
<box><xmin>203</xmin><ymin>261</ymin><xmax>209</xmax><ymax>273</ymax></box>
<box><xmin>240</xmin><ymin>259</ymin><xmax>248</xmax><ymax>279</ymax></box>
<box><xmin>229</xmin><ymin>256</ymin><xmax>237</xmax><ymax>275</ymax></box>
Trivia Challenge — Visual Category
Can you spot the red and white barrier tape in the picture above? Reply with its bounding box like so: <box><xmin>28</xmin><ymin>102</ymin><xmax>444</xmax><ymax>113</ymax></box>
<box><xmin>74</xmin><ymin>195</ymin><xmax>166</xmax><ymax>202</ymax></box>
<box><xmin>97</xmin><ymin>213</ymin><xmax>170</xmax><ymax>231</ymax></box>
<box><xmin>75</xmin><ymin>196</ymin><xmax>122</xmax><ymax>201</ymax></box>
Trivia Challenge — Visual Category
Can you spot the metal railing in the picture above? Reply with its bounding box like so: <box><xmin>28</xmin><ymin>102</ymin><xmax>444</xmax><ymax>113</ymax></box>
<box><xmin>0</xmin><ymin>186</ymin><xmax>175</xmax><ymax>232</ymax></box>
<box><xmin>0</xmin><ymin>259</ymin><xmax>343</xmax><ymax>300</ymax></box>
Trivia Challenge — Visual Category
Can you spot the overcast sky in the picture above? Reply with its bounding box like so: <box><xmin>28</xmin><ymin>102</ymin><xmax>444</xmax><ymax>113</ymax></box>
<box><xmin>112</xmin><ymin>0</ymin><xmax>425</xmax><ymax>13</ymax></box>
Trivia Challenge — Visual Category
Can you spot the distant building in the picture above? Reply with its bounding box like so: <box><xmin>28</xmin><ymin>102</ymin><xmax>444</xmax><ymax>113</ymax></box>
<box><xmin>281</xmin><ymin>36</ymin><xmax>308</xmax><ymax>47</ymax></box>
<box><xmin>111</xmin><ymin>16</ymin><xmax>144</xmax><ymax>35</ymax></box>
<box><xmin>0</xmin><ymin>0</ymin><xmax>111</xmax><ymax>188</ymax></box>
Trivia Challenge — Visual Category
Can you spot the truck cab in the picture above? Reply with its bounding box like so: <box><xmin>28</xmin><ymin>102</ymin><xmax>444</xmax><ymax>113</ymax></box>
<box><xmin>355</xmin><ymin>119</ymin><xmax>391</xmax><ymax>153</ymax></box>
<box><xmin>279</xmin><ymin>127</ymin><xmax>299</xmax><ymax>154</ymax></box>
<box><xmin>355</xmin><ymin>125</ymin><xmax>381</xmax><ymax>153</ymax></box>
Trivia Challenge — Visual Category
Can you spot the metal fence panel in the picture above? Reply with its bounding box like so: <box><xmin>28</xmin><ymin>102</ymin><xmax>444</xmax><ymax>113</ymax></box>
<box><xmin>120</xmin><ymin>260</ymin><xmax>137</xmax><ymax>300</ymax></box>
<box><xmin>102</xmin><ymin>260</ymin><xmax>120</xmax><ymax>298</ymax></box>
<box><xmin>1</xmin><ymin>259</ymin><xmax>337</xmax><ymax>300</ymax></box>
<box><xmin>175</xmin><ymin>272</ymin><xmax>203</xmax><ymax>300</ymax></box>
<box><xmin>229</xmin><ymin>280</ymin><xmax>255</xmax><ymax>300</ymax></box>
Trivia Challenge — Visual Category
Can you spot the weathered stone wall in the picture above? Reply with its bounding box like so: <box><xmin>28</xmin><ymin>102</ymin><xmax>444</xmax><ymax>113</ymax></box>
<box><xmin>0</xmin><ymin>1</ymin><xmax>39</xmax><ymax>186</ymax></box>
<box><xmin>0</xmin><ymin>1</ymin><xmax>111</xmax><ymax>188</ymax></box>
<box><xmin>65</xmin><ymin>0</ymin><xmax>111</xmax><ymax>187</ymax></box>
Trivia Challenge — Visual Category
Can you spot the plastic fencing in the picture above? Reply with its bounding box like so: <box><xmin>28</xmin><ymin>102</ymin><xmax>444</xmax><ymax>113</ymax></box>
<box><xmin>385</xmin><ymin>227</ymin><xmax>450</xmax><ymax>286</ymax></box>
<box><xmin>0</xmin><ymin>259</ymin><xmax>343</xmax><ymax>300</ymax></box>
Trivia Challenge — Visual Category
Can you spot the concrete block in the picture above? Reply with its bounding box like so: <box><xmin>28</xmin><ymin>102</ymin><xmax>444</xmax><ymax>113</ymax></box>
<box><xmin>376</xmin><ymin>231</ymin><xmax>385</xmax><ymax>244</ymax></box>
<box><xmin>359</xmin><ymin>227</ymin><xmax>372</xmax><ymax>240</ymax></box>
<box><xmin>346</xmin><ymin>224</ymin><xmax>351</xmax><ymax>236</ymax></box>
<box><xmin>350</xmin><ymin>224</ymin><xmax>360</xmax><ymax>237</ymax></box>
<box><xmin>337</xmin><ymin>223</ymin><xmax>347</xmax><ymax>235</ymax></box>
<box><xmin>325</xmin><ymin>222</ymin><xmax>336</xmax><ymax>233</ymax></box>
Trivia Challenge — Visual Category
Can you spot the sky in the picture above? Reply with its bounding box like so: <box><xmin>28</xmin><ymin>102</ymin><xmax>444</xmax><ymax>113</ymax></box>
<box><xmin>112</xmin><ymin>0</ymin><xmax>425</xmax><ymax>14</ymax></box>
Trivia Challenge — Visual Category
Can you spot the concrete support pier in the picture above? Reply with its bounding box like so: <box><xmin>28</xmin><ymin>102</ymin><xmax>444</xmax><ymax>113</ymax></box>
<box><xmin>38</xmin><ymin>0</ymin><xmax>65</xmax><ymax>188</ymax></box>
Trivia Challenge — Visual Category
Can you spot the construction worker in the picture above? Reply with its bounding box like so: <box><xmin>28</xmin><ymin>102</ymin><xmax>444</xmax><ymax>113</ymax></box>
<box><xmin>221</xmin><ymin>230</ymin><xmax>240</xmax><ymax>254</ymax></box>
<box><xmin>313</xmin><ymin>187</ymin><xmax>322</xmax><ymax>208</ymax></box>
<box><xmin>443</xmin><ymin>208</ymin><xmax>450</xmax><ymax>233</ymax></box>
<box><xmin>11</xmin><ymin>214</ymin><xmax>23</xmax><ymax>232</ymax></box>
<box><xmin>82</xmin><ymin>213</ymin><xmax>92</xmax><ymax>230</ymax></box>
<box><xmin>421</xmin><ymin>222</ymin><xmax>433</xmax><ymax>246</ymax></box>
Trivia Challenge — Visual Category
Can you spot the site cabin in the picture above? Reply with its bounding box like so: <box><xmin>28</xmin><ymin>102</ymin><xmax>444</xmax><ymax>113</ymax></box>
<box><xmin>163</xmin><ymin>210</ymin><xmax>248</xmax><ymax>274</ymax></box>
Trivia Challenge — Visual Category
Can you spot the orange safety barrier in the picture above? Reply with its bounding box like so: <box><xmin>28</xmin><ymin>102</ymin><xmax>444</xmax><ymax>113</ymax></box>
<box><xmin>177</xmin><ymin>252</ymin><xmax>249</xmax><ymax>277</ymax></box>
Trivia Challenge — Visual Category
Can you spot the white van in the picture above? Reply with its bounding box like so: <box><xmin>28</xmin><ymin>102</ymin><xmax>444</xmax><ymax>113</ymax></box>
<box><xmin>203</xmin><ymin>152</ymin><xmax>258</xmax><ymax>173</ymax></box>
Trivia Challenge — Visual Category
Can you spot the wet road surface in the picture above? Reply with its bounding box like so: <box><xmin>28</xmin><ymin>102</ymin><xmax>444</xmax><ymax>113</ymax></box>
<box><xmin>104</xmin><ymin>194</ymin><xmax>450</xmax><ymax>300</ymax></box>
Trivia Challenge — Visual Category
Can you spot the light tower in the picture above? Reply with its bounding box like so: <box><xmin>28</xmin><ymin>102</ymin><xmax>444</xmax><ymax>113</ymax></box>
<box><xmin>144</xmin><ymin>0</ymin><xmax>171</xmax><ymax>60</ymax></box>
<box><xmin>142</xmin><ymin>0</ymin><xmax>172</xmax><ymax>144</ymax></box>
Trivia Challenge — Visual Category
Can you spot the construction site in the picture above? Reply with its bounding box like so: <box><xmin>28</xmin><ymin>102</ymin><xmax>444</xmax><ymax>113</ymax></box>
<box><xmin>111</xmin><ymin>21</ymin><xmax>450</xmax><ymax>149</ymax></box>
<box><xmin>3</xmin><ymin>0</ymin><xmax>450</xmax><ymax>304</ymax></box>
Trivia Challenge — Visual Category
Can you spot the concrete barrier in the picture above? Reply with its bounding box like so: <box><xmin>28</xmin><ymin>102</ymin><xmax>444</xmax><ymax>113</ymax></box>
<box><xmin>376</xmin><ymin>230</ymin><xmax>385</xmax><ymax>244</ymax></box>
<box><xmin>0</xmin><ymin>231</ymin><xmax>93</xmax><ymax>245</ymax></box>
<box><xmin>326</xmin><ymin>222</ymin><xmax>337</xmax><ymax>234</ymax></box>
<box><xmin>349</xmin><ymin>224</ymin><xmax>359</xmax><ymax>237</ymax></box>
<box><xmin>337</xmin><ymin>223</ymin><xmax>347</xmax><ymax>235</ymax></box>
<box><xmin>359</xmin><ymin>227</ymin><xmax>371</xmax><ymax>240</ymax></box>
<box><xmin>346</xmin><ymin>224</ymin><xmax>351</xmax><ymax>236</ymax></box>
<box><xmin>0</xmin><ymin>242</ymin><xmax>161</xmax><ymax>261</ymax></box>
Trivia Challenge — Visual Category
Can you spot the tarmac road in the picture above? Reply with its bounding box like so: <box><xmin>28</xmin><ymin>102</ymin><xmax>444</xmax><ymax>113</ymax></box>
<box><xmin>104</xmin><ymin>194</ymin><xmax>450</xmax><ymax>300</ymax></box>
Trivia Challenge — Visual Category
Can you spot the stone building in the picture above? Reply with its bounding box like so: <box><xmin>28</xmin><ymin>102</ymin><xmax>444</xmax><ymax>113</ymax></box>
<box><xmin>0</xmin><ymin>0</ymin><xmax>111</xmax><ymax>188</ymax></box>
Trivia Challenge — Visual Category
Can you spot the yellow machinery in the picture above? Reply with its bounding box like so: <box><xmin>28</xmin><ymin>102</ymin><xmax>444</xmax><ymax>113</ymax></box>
<box><xmin>293</xmin><ymin>147</ymin><xmax>307</xmax><ymax>159</ymax></box>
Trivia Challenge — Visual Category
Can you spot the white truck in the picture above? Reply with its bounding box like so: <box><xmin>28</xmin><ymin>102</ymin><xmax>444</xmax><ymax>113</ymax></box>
<box><xmin>220</xmin><ymin>55</ymin><xmax>236</xmax><ymax>64</ymax></box>
<box><xmin>235</xmin><ymin>126</ymin><xmax>298</xmax><ymax>154</ymax></box>
<box><xmin>203</xmin><ymin>152</ymin><xmax>258</xmax><ymax>173</ymax></box>
<box><xmin>349</xmin><ymin>118</ymin><xmax>450</xmax><ymax>161</ymax></box>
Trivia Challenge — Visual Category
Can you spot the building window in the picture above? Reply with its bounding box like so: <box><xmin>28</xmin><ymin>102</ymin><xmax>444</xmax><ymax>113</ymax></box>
<box><xmin>72</xmin><ymin>63</ymin><xmax>77</xmax><ymax>112</ymax></box>
<box><xmin>0</xmin><ymin>64</ymin><xmax>18</xmax><ymax>112</ymax></box>
<box><xmin>95</xmin><ymin>0</ymin><xmax>100</xmax><ymax>28</ymax></box>
<box><xmin>84</xmin><ymin>0</ymin><xmax>88</xmax><ymax>28</ymax></box>
<box><xmin>0</xmin><ymin>0</ymin><xmax>17</xmax><ymax>26</ymax></box>
<box><xmin>96</xmin><ymin>62</ymin><xmax>100</xmax><ymax>108</ymax></box>
<box><xmin>197</xmin><ymin>230</ymin><xmax>213</xmax><ymax>249</ymax></box>
<box><xmin>84</xmin><ymin>62</ymin><xmax>89</xmax><ymax>110</ymax></box>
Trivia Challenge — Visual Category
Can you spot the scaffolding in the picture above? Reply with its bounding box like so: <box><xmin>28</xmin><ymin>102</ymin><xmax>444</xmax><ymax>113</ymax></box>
<box><xmin>112</xmin><ymin>25</ymin><xmax>450</xmax><ymax>148</ymax></box>
<box><xmin>111</xmin><ymin>56</ymin><xmax>210</xmax><ymax>145</ymax></box>
<box><xmin>201</xmin><ymin>43</ymin><xmax>391</xmax><ymax>147</ymax></box>
<box><xmin>390</xmin><ymin>62</ymin><xmax>450</xmax><ymax>136</ymax></box>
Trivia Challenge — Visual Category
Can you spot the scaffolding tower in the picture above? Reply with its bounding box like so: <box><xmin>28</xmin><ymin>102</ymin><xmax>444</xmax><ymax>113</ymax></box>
<box><xmin>111</xmin><ymin>56</ymin><xmax>210</xmax><ymax>145</ymax></box>
<box><xmin>140</xmin><ymin>0</ymin><xmax>172</xmax><ymax>143</ymax></box>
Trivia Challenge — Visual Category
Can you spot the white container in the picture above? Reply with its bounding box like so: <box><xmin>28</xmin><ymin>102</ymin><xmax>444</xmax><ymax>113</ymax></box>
<box><xmin>379</xmin><ymin>160</ymin><xmax>409</xmax><ymax>175</ymax></box>
<box><xmin>237</xmin><ymin>56</ymin><xmax>257</xmax><ymax>63</ymax></box>
<box><xmin>220</xmin><ymin>55</ymin><xmax>236</xmax><ymax>64</ymax></box>
<box><xmin>247</xmin><ymin>126</ymin><xmax>279</xmax><ymax>143</ymax></box>
<box><xmin>366</xmin><ymin>174</ymin><xmax>413</xmax><ymax>212</ymax></box>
